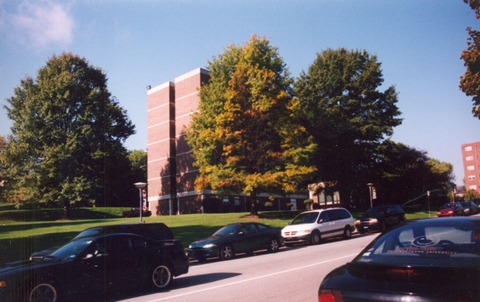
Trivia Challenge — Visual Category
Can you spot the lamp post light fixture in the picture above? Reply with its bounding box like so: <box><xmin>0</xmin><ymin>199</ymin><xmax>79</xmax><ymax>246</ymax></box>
<box><xmin>367</xmin><ymin>183</ymin><xmax>374</xmax><ymax>208</ymax></box>
<box><xmin>134</xmin><ymin>182</ymin><xmax>147</xmax><ymax>223</ymax></box>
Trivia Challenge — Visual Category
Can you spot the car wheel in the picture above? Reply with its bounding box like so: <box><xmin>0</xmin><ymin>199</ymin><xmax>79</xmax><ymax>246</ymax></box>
<box><xmin>343</xmin><ymin>226</ymin><xmax>352</xmax><ymax>239</ymax></box>
<box><xmin>29</xmin><ymin>282</ymin><xmax>60</xmax><ymax>302</ymax></box>
<box><xmin>267</xmin><ymin>237</ymin><xmax>279</xmax><ymax>253</ymax></box>
<box><xmin>219</xmin><ymin>244</ymin><xmax>234</xmax><ymax>260</ymax></box>
<box><xmin>310</xmin><ymin>231</ymin><xmax>321</xmax><ymax>245</ymax></box>
<box><xmin>150</xmin><ymin>264</ymin><xmax>172</xmax><ymax>289</ymax></box>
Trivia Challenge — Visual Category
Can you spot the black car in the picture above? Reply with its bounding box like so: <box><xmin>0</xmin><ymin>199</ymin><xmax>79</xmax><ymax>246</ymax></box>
<box><xmin>123</xmin><ymin>207</ymin><xmax>152</xmax><ymax>218</ymax></box>
<box><xmin>187</xmin><ymin>222</ymin><xmax>282</xmax><ymax>262</ymax></box>
<box><xmin>460</xmin><ymin>201</ymin><xmax>477</xmax><ymax>215</ymax></box>
<box><xmin>0</xmin><ymin>233</ymin><xmax>189</xmax><ymax>302</ymax></box>
<box><xmin>318</xmin><ymin>217</ymin><xmax>480</xmax><ymax>302</ymax></box>
<box><xmin>355</xmin><ymin>205</ymin><xmax>406</xmax><ymax>233</ymax></box>
<box><xmin>473</xmin><ymin>198</ymin><xmax>480</xmax><ymax>212</ymax></box>
<box><xmin>30</xmin><ymin>222</ymin><xmax>175</xmax><ymax>260</ymax></box>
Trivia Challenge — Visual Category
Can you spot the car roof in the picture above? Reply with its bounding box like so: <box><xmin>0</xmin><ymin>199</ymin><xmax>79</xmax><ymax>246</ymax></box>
<box><xmin>405</xmin><ymin>216</ymin><xmax>479</xmax><ymax>225</ymax></box>
<box><xmin>300</xmin><ymin>207</ymin><xmax>348</xmax><ymax>213</ymax></box>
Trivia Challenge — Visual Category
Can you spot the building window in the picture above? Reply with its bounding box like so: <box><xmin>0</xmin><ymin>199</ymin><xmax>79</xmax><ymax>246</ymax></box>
<box><xmin>466</xmin><ymin>156</ymin><xmax>474</xmax><ymax>161</ymax></box>
<box><xmin>469</xmin><ymin>185</ymin><xmax>478</xmax><ymax>190</ymax></box>
<box><xmin>468</xmin><ymin>175</ymin><xmax>476</xmax><ymax>180</ymax></box>
<box><xmin>467</xmin><ymin>165</ymin><xmax>475</xmax><ymax>171</ymax></box>
<box><xmin>465</xmin><ymin>146</ymin><xmax>473</xmax><ymax>151</ymax></box>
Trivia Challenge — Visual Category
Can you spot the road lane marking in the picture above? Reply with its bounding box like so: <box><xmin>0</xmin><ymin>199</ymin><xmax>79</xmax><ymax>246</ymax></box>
<box><xmin>138</xmin><ymin>253</ymin><xmax>358</xmax><ymax>302</ymax></box>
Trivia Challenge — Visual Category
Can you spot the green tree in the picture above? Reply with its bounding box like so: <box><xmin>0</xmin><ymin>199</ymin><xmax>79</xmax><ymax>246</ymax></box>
<box><xmin>465</xmin><ymin>189</ymin><xmax>480</xmax><ymax>200</ymax></box>
<box><xmin>370</xmin><ymin>140</ymin><xmax>453</xmax><ymax>207</ymax></box>
<box><xmin>460</xmin><ymin>0</ymin><xmax>480</xmax><ymax>119</ymax></box>
<box><xmin>186</xmin><ymin>36</ymin><xmax>316</xmax><ymax>215</ymax></box>
<box><xmin>1</xmin><ymin>53</ymin><xmax>135</xmax><ymax>211</ymax></box>
<box><xmin>295</xmin><ymin>48</ymin><xmax>402</xmax><ymax>206</ymax></box>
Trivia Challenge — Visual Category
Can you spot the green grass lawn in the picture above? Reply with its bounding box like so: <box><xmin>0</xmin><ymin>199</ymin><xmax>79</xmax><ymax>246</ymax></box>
<box><xmin>0</xmin><ymin>204</ymin><xmax>436</xmax><ymax>267</ymax></box>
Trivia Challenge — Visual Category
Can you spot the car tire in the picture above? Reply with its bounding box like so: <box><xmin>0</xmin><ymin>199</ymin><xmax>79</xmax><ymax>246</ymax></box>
<box><xmin>310</xmin><ymin>231</ymin><xmax>321</xmax><ymax>245</ymax></box>
<box><xmin>343</xmin><ymin>226</ymin><xmax>352</xmax><ymax>239</ymax></box>
<box><xmin>150</xmin><ymin>264</ymin><xmax>173</xmax><ymax>290</ymax></box>
<box><xmin>28</xmin><ymin>282</ymin><xmax>60</xmax><ymax>302</ymax></box>
<box><xmin>219</xmin><ymin>244</ymin><xmax>234</xmax><ymax>260</ymax></box>
<box><xmin>267</xmin><ymin>237</ymin><xmax>280</xmax><ymax>253</ymax></box>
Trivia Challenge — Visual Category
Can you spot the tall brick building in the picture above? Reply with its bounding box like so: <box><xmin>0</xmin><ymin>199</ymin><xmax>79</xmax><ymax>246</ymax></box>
<box><xmin>462</xmin><ymin>141</ymin><xmax>480</xmax><ymax>193</ymax></box>
<box><xmin>146</xmin><ymin>68</ymin><xmax>308</xmax><ymax>216</ymax></box>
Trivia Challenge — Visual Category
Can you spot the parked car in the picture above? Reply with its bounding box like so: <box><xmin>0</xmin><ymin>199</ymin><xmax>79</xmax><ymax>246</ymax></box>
<box><xmin>473</xmin><ymin>198</ymin><xmax>480</xmax><ymax>211</ymax></box>
<box><xmin>30</xmin><ymin>222</ymin><xmax>176</xmax><ymax>261</ymax></box>
<box><xmin>318</xmin><ymin>217</ymin><xmax>480</xmax><ymax>302</ymax></box>
<box><xmin>123</xmin><ymin>207</ymin><xmax>152</xmax><ymax>217</ymax></box>
<box><xmin>355</xmin><ymin>205</ymin><xmax>406</xmax><ymax>233</ymax></box>
<box><xmin>437</xmin><ymin>202</ymin><xmax>464</xmax><ymax>217</ymax></box>
<box><xmin>0</xmin><ymin>233</ymin><xmax>189</xmax><ymax>302</ymax></box>
<box><xmin>187</xmin><ymin>222</ymin><xmax>282</xmax><ymax>262</ymax></box>
<box><xmin>460</xmin><ymin>201</ymin><xmax>478</xmax><ymax>215</ymax></box>
<box><xmin>281</xmin><ymin>208</ymin><xmax>354</xmax><ymax>246</ymax></box>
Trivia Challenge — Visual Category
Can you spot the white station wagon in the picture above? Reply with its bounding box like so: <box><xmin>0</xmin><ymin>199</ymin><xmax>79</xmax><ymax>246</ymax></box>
<box><xmin>281</xmin><ymin>208</ymin><xmax>355</xmax><ymax>246</ymax></box>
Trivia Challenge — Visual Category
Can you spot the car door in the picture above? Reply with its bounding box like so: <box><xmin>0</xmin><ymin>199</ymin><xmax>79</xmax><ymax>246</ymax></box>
<box><xmin>317</xmin><ymin>210</ymin><xmax>336</xmax><ymax>238</ymax></box>
<box><xmin>78</xmin><ymin>235</ymin><xmax>149</xmax><ymax>291</ymax></box>
<box><xmin>384</xmin><ymin>206</ymin><xmax>398</xmax><ymax>227</ymax></box>
<box><xmin>234</xmin><ymin>223</ymin><xmax>260</xmax><ymax>253</ymax></box>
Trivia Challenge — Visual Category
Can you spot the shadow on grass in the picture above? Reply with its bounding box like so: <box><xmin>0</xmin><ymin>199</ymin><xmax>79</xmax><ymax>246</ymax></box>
<box><xmin>0</xmin><ymin>232</ymin><xmax>79</xmax><ymax>266</ymax></box>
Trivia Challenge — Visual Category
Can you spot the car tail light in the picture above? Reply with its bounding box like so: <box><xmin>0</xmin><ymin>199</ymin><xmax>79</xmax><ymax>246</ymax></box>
<box><xmin>318</xmin><ymin>289</ymin><xmax>344</xmax><ymax>302</ymax></box>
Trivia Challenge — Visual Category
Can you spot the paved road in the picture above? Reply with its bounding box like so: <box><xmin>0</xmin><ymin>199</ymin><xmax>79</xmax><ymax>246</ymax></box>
<box><xmin>117</xmin><ymin>233</ymin><xmax>377</xmax><ymax>302</ymax></box>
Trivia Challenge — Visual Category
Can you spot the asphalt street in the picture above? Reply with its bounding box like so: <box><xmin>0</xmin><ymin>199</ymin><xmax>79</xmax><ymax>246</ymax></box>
<box><xmin>116</xmin><ymin>233</ymin><xmax>377</xmax><ymax>302</ymax></box>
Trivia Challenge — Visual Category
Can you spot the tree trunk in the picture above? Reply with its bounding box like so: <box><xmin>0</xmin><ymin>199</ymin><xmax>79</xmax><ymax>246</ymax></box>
<box><xmin>249</xmin><ymin>191</ymin><xmax>258</xmax><ymax>216</ymax></box>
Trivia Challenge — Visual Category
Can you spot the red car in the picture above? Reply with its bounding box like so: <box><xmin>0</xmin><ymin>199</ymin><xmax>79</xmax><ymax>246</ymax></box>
<box><xmin>437</xmin><ymin>203</ymin><xmax>464</xmax><ymax>217</ymax></box>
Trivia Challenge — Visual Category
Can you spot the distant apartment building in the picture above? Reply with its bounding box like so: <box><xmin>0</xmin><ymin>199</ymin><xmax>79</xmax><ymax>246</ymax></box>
<box><xmin>146</xmin><ymin>68</ymin><xmax>308</xmax><ymax>216</ymax></box>
<box><xmin>461</xmin><ymin>141</ymin><xmax>480</xmax><ymax>193</ymax></box>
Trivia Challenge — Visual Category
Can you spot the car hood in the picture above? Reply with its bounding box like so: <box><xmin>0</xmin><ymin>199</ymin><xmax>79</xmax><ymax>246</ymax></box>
<box><xmin>0</xmin><ymin>258</ymin><xmax>64</xmax><ymax>276</ymax></box>
<box><xmin>189</xmin><ymin>235</ymin><xmax>225</xmax><ymax>247</ymax></box>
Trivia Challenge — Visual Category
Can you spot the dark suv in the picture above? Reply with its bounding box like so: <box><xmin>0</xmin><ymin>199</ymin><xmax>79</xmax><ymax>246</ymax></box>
<box><xmin>30</xmin><ymin>223</ymin><xmax>179</xmax><ymax>260</ymax></box>
<box><xmin>355</xmin><ymin>205</ymin><xmax>406</xmax><ymax>233</ymax></box>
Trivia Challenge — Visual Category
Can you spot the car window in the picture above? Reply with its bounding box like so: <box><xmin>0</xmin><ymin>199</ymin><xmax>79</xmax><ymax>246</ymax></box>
<box><xmin>245</xmin><ymin>223</ymin><xmax>258</xmax><ymax>233</ymax></box>
<box><xmin>356</xmin><ymin>222</ymin><xmax>480</xmax><ymax>268</ymax></box>
<box><xmin>131</xmin><ymin>237</ymin><xmax>147</xmax><ymax>250</ymax></box>
<box><xmin>214</xmin><ymin>224</ymin><xmax>237</xmax><ymax>236</ymax></box>
<box><xmin>334</xmin><ymin>209</ymin><xmax>351</xmax><ymax>220</ymax></box>
<box><xmin>291</xmin><ymin>212</ymin><xmax>319</xmax><ymax>224</ymax></box>
<box><xmin>386</xmin><ymin>206</ymin><xmax>397</xmax><ymax>214</ymax></box>
<box><xmin>257</xmin><ymin>224</ymin><xmax>268</xmax><ymax>230</ymax></box>
<box><xmin>106</xmin><ymin>236</ymin><xmax>131</xmax><ymax>253</ymax></box>
<box><xmin>74</xmin><ymin>227</ymin><xmax>105</xmax><ymax>239</ymax></box>
<box><xmin>50</xmin><ymin>238</ymin><xmax>93</xmax><ymax>259</ymax></box>
<box><xmin>319</xmin><ymin>211</ymin><xmax>330</xmax><ymax>222</ymax></box>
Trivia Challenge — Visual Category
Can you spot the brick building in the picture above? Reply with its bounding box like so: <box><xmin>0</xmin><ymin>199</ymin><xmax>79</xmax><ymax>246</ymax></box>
<box><xmin>462</xmin><ymin>141</ymin><xmax>480</xmax><ymax>193</ymax></box>
<box><xmin>146</xmin><ymin>68</ymin><xmax>308</xmax><ymax>216</ymax></box>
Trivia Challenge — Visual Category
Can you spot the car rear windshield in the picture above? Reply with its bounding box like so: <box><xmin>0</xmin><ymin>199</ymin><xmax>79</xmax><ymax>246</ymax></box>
<box><xmin>355</xmin><ymin>220</ymin><xmax>480</xmax><ymax>268</ymax></box>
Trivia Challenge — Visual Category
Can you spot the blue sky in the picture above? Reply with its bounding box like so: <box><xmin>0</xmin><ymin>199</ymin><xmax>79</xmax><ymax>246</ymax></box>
<box><xmin>0</xmin><ymin>0</ymin><xmax>478</xmax><ymax>185</ymax></box>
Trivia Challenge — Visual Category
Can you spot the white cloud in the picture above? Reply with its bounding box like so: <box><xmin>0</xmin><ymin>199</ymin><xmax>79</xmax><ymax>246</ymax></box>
<box><xmin>8</xmin><ymin>0</ymin><xmax>74</xmax><ymax>48</ymax></box>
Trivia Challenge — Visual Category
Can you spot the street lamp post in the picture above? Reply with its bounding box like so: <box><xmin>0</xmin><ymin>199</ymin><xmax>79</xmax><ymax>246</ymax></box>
<box><xmin>367</xmin><ymin>183</ymin><xmax>374</xmax><ymax>208</ymax></box>
<box><xmin>134</xmin><ymin>182</ymin><xmax>147</xmax><ymax>223</ymax></box>
<box><xmin>427</xmin><ymin>190</ymin><xmax>430</xmax><ymax>217</ymax></box>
